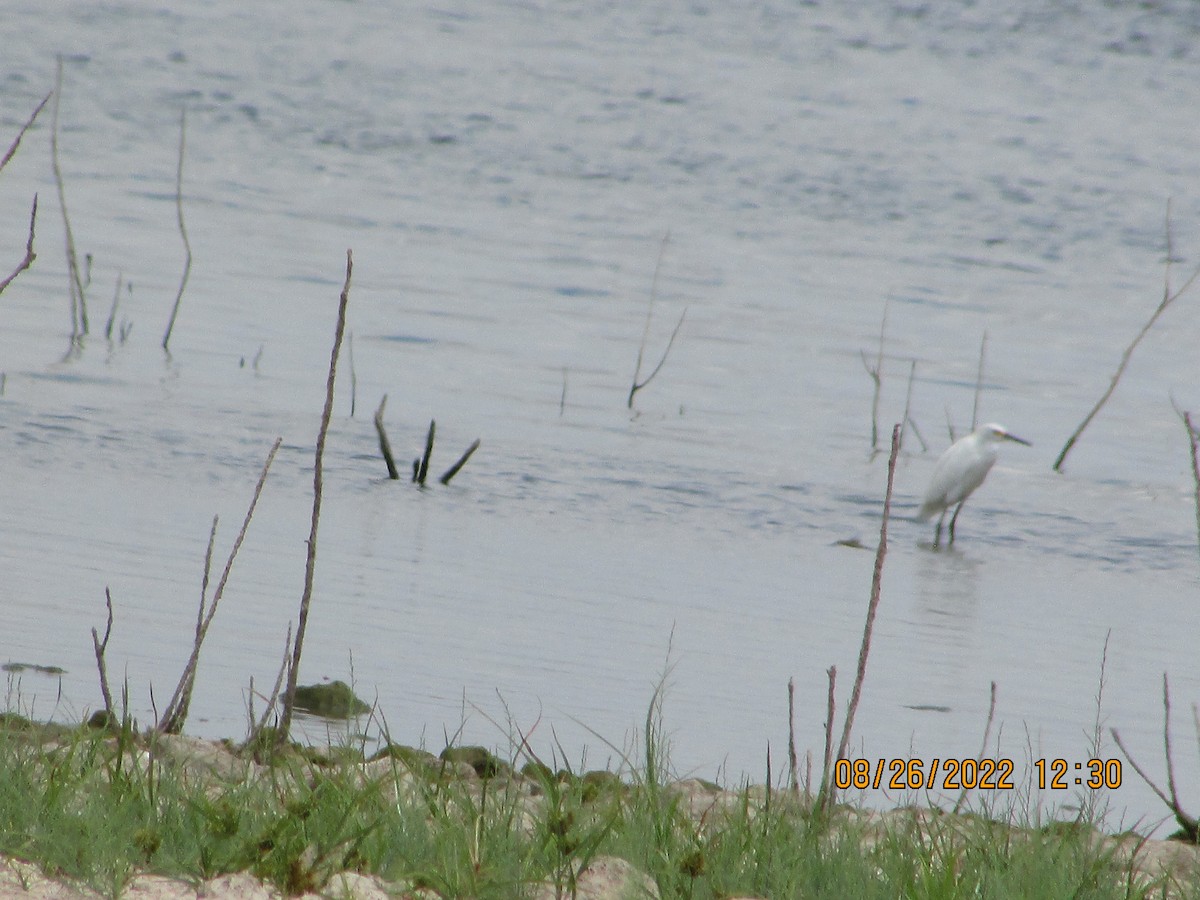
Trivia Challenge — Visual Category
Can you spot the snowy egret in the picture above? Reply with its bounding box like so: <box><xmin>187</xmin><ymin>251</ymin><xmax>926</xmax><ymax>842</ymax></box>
<box><xmin>917</xmin><ymin>423</ymin><xmax>1030</xmax><ymax>547</ymax></box>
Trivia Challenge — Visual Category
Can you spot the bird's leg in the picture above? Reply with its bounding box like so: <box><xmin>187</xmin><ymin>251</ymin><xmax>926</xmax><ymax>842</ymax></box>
<box><xmin>948</xmin><ymin>501</ymin><xmax>965</xmax><ymax>545</ymax></box>
<box><xmin>933</xmin><ymin>510</ymin><xmax>946</xmax><ymax>548</ymax></box>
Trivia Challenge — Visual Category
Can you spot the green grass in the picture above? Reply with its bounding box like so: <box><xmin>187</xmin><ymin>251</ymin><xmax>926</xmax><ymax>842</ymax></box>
<box><xmin>0</xmin><ymin>709</ymin><xmax>1192</xmax><ymax>900</ymax></box>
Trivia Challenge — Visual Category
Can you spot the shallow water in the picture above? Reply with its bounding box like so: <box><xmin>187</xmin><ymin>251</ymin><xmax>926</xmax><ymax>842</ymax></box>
<box><xmin>2</xmin><ymin>1</ymin><xmax>1200</xmax><ymax>833</ymax></box>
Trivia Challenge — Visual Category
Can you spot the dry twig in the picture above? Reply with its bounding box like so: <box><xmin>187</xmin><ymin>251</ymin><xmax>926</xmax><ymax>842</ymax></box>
<box><xmin>0</xmin><ymin>196</ymin><xmax>37</xmax><ymax>297</ymax></box>
<box><xmin>1054</xmin><ymin>203</ymin><xmax>1200</xmax><ymax>471</ymax></box>
<box><xmin>628</xmin><ymin>232</ymin><xmax>687</xmax><ymax>409</ymax></box>
<box><xmin>1111</xmin><ymin>673</ymin><xmax>1199</xmax><ymax>842</ymax></box>
<box><xmin>279</xmin><ymin>250</ymin><xmax>353</xmax><ymax>745</ymax></box>
<box><xmin>440</xmin><ymin>439</ymin><xmax>480</xmax><ymax>485</ymax></box>
<box><xmin>374</xmin><ymin>394</ymin><xmax>400</xmax><ymax>479</ymax></box>
<box><xmin>416</xmin><ymin>419</ymin><xmax>435</xmax><ymax>484</ymax></box>
<box><xmin>822</xmin><ymin>423</ymin><xmax>901</xmax><ymax>813</ymax></box>
<box><xmin>158</xmin><ymin>437</ymin><xmax>282</xmax><ymax>733</ymax></box>
<box><xmin>91</xmin><ymin>588</ymin><xmax>116</xmax><ymax>720</ymax></box>
<box><xmin>162</xmin><ymin>108</ymin><xmax>192</xmax><ymax>353</ymax></box>
<box><xmin>0</xmin><ymin>91</ymin><xmax>51</xmax><ymax>174</ymax></box>
<box><xmin>971</xmin><ymin>330</ymin><xmax>987</xmax><ymax>432</ymax></box>
<box><xmin>861</xmin><ymin>296</ymin><xmax>890</xmax><ymax>451</ymax></box>
<box><xmin>51</xmin><ymin>58</ymin><xmax>88</xmax><ymax>340</ymax></box>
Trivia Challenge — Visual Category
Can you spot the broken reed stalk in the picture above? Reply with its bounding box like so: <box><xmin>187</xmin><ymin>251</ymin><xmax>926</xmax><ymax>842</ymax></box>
<box><xmin>91</xmin><ymin>587</ymin><xmax>116</xmax><ymax>720</ymax></box>
<box><xmin>104</xmin><ymin>272</ymin><xmax>123</xmax><ymax>341</ymax></box>
<box><xmin>162</xmin><ymin>108</ymin><xmax>192</xmax><ymax>353</ymax></box>
<box><xmin>1111</xmin><ymin>673</ymin><xmax>1200</xmax><ymax>842</ymax></box>
<box><xmin>1181</xmin><ymin>410</ymin><xmax>1200</xmax><ymax>563</ymax></box>
<box><xmin>374</xmin><ymin>394</ymin><xmax>400</xmax><ymax>479</ymax></box>
<box><xmin>787</xmin><ymin>678</ymin><xmax>800</xmax><ymax>796</ymax></box>
<box><xmin>627</xmin><ymin>232</ymin><xmax>687</xmax><ymax>409</ymax></box>
<box><xmin>1054</xmin><ymin>203</ymin><xmax>1200</xmax><ymax>471</ymax></box>
<box><xmin>861</xmin><ymin>295</ymin><xmax>890</xmax><ymax>451</ymax></box>
<box><xmin>0</xmin><ymin>91</ymin><xmax>48</xmax><ymax>297</ymax></box>
<box><xmin>971</xmin><ymin>330</ymin><xmax>987</xmax><ymax>432</ymax></box>
<box><xmin>952</xmin><ymin>681</ymin><xmax>998</xmax><ymax>815</ymax></box>
<box><xmin>900</xmin><ymin>359</ymin><xmax>919</xmax><ymax>452</ymax></box>
<box><xmin>0</xmin><ymin>90</ymin><xmax>51</xmax><ymax>174</ymax></box>
<box><xmin>416</xmin><ymin>419</ymin><xmax>435</xmax><ymax>484</ymax></box>
<box><xmin>158</xmin><ymin>436</ymin><xmax>282</xmax><ymax>734</ymax></box>
<box><xmin>0</xmin><ymin>195</ymin><xmax>38</xmax><ymax>297</ymax></box>
<box><xmin>440</xmin><ymin>438</ymin><xmax>480</xmax><ymax>485</ymax></box>
<box><xmin>348</xmin><ymin>331</ymin><xmax>357</xmax><ymax>418</ymax></box>
<box><xmin>817</xmin><ymin>665</ymin><xmax>837</xmax><ymax>812</ymax></box>
<box><xmin>278</xmin><ymin>249</ymin><xmax>353</xmax><ymax>747</ymax></box>
<box><xmin>824</xmin><ymin>423</ymin><xmax>900</xmax><ymax>814</ymax></box>
<box><xmin>51</xmin><ymin>58</ymin><xmax>88</xmax><ymax>340</ymax></box>
<box><xmin>246</xmin><ymin>622</ymin><xmax>292</xmax><ymax>748</ymax></box>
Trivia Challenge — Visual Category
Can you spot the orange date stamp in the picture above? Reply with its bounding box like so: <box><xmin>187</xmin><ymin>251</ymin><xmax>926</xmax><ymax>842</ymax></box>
<box><xmin>833</xmin><ymin>758</ymin><xmax>1122</xmax><ymax>792</ymax></box>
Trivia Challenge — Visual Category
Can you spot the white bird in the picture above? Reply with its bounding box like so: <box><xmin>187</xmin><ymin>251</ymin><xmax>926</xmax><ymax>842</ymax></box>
<box><xmin>917</xmin><ymin>423</ymin><xmax>1030</xmax><ymax>547</ymax></box>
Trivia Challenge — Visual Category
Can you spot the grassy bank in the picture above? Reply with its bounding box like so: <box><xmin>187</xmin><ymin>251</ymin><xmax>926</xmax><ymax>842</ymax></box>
<box><xmin>0</xmin><ymin>712</ymin><xmax>1196</xmax><ymax>900</ymax></box>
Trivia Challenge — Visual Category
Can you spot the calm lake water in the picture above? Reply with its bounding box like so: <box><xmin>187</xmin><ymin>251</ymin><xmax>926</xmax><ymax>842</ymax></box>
<box><xmin>2</xmin><ymin>1</ymin><xmax>1200</xmax><ymax>834</ymax></box>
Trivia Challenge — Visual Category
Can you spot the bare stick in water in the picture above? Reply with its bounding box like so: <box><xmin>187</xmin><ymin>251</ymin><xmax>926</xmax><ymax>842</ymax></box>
<box><xmin>900</xmin><ymin>359</ymin><xmax>919</xmax><ymax>451</ymax></box>
<box><xmin>817</xmin><ymin>665</ymin><xmax>836</xmax><ymax>813</ymax></box>
<box><xmin>787</xmin><ymin>678</ymin><xmax>800</xmax><ymax>797</ymax></box>
<box><xmin>628</xmin><ymin>232</ymin><xmax>687</xmax><ymax>409</ymax></box>
<box><xmin>1054</xmin><ymin>202</ymin><xmax>1200</xmax><ymax>471</ymax></box>
<box><xmin>348</xmin><ymin>332</ymin><xmax>357</xmax><ymax>418</ymax></box>
<box><xmin>0</xmin><ymin>93</ymin><xmax>50</xmax><ymax>298</ymax></box>
<box><xmin>0</xmin><ymin>196</ymin><xmax>37</xmax><ymax>297</ymax></box>
<box><xmin>1111</xmin><ymin>674</ymin><xmax>1199</xmax><ymax>842</ymax></box>
<box><xmin>91</xmin><ymin>588</ymin><xmax>116</xmax><ymax>720</ymax></box>
<box><xmin>416</xmin><ymin>419</ymin><xmax>435</xmax><ymax>485</ymax></box>
<box><xmin>1171</xmin><ymin>400</ymin><xmax>1200</xmax><ymax>563</ymax></box>
<box><xmin>159</xmin><ymin>436</ymin><xmax>282</xmax><ymax>734</ymax></box>
<box><xmin>971</xmin><ymin>330</ymin><xmax>987</xmax><ymax>432</ymax></box>
<box><xmin>861</xmin><ymin>295</ymin><xmax>890</xmax><ymax>451</ymax></box>
<box><xmin>952</xmin><ymin>681</ymin><xmax>997</xmax><ymax>814</ymax></box>
<box><xmin>162</xmin><ymin>108</ymin><xmax>192</xmax><ymax>353</ymax></box>
<box><xmin>278</xmin><ymin>250</ymin><xmax>353</xmax><ymax>746</ymax></box>
<box><xmin>103</xmin><ymin>273</ymin><xmax>125</xmax><ymax>342</ymax></box>
<box><xmin>0</xmin><ymin>91</ymin><xmax>51</xmax><ymax>174</ymax></box>
<box><xmin>51</xmin><ymin>58</ymin><xmax>88</xmax><ymax>340</ymax></box>
<box><xmin>440</xmin><ymin>438</ymin><xmax>480</xmax><ymax>485</ymax></box>
<box><xmin>830</xmin><ymin>424</ymin><xmax>901</xmax><ymax>798</ymax></box>
<box><xmin>374</xmin><ymin>394</ymin><xmax>400</xmax><ymax>480</ymax></box>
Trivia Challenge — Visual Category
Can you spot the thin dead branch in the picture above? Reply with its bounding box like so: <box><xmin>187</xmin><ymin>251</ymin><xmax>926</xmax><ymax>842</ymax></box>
<box><xmin>1054</xmin><ymin>202</ymin><xmax>1200</xmax><ymax>471</ymax></box>
<box><xmin>158</xmin><ymin>437</ymin><xmax>282</xmax><ymax>734</ymax></box>
<box><xmin>91</xmin><ymin>587</ymin><xmax>116</xmax><ymax>720</ymax></box>
<box><xmin>971</xmin><ymin>330</ymin><xmax>987</xmax><ymax>432</ymax></box>
<box><xmin>1178</xmin><ymin>407</ymin><xmax>1200</xmax><ymax>563</ymax></box>
<box><xmin>104</xmin><ymin>273</ymin><xmax>123</xmax><ymax>341</ymax></box>
<box><xmin>440</xmin><ymin>438</ymin><xmax>480</xmax><ymax>485</ymax></box>
<box><xmin>818</xmin><ymin>665</ymin><xmax>837</xmax><ymax>813</ymax></box>
<box><xmin>953</xmin><ymin>681</ymin><xmax>998</xmax><ymax>814</ymax></box>
<box><xmin>51</xmin><ymin>58</ymin><xmax>88</xmax><ymax>341</ymax></box>
<box><xmin>416</xmin><ymin>419</ymin><xmax>435</xmax><ymax>485</ymax></box>
<box><xmin>628</xmin><ymin>232</ymin><xmax>687</xmax><ymax>409</ymax></box>
<box><xmin>0</xmin><ymin>90</ymin><xmax>51</xmax><ymax>174</ymax></box>
<box><xmin>899</xmin><ymin>358</ymin><xmax>918</xmax><ymax>452</ymax></box>
<box><xmin>374</xmin><ymin>394</ymin><xmax>400</xmax><ymax>479</ymax></box>
<box><xmin>162</xmin><ymin>108</ymin><xmax>192</xmax><ymax>353</ymax></box>
<box><xmin>0</xmin><ymin>195</ymin><xmax>37</xmax><ymax>297</ymax></box>
<box><xmin>1111</xmin><ymin>673</ymin><xmax>1199</xmax><ymax>841</ymax></box>
<box><xmin>348</xmin><ymin>332</ymin><xmax>357</xmax><ymax>417</ymax></box>
<box><xmin>824</xmin><ymin>423</ymin><xmax>901</xmax><ymax>813</ymax></box>
<box><xmin>787</xmin><ymin>678</ymin><xmax>800</xmax><ymax>797</ymax></box>
<box><xmin>278</xmin><ymin>250</ymin><xmax>353</xmax><ymax>746</ymax></box>
<box><xmin>862</xmin><ymin>296</ymin><xmax>890</xmax><ymax>451</ymax></box>
<box><xmin>246</xmin><ymin>622</ymin><xmax>292</xmax><ymax>749</ymax></box>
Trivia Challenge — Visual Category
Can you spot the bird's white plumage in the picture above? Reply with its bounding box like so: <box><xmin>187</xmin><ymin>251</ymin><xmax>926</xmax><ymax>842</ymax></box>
<box><xmin>917</xmin><ymin>423</ymin><xmax>1030</xmax><ymax>545</ymax></box>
